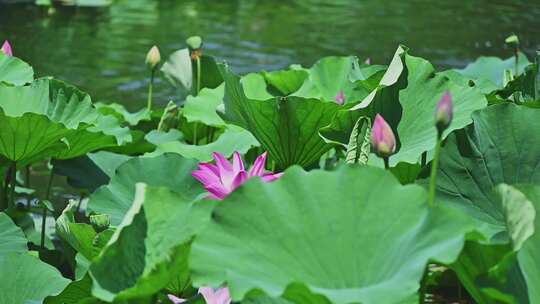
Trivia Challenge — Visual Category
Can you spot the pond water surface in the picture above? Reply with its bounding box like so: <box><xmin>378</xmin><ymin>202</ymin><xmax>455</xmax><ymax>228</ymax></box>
<box><xmin>1</xmin><ymin>0</ymin><xmax>539</xmax><ymax>110</ymax></box>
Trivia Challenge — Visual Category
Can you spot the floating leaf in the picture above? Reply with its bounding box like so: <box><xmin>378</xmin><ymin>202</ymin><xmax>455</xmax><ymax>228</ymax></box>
<box><xmin>191</xmin><ymin>165</ymin><xmax>475</xmax><ymax>303</ymax></box>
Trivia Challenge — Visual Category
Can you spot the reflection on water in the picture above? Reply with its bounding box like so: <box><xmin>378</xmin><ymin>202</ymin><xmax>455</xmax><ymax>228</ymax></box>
<box><xmin>1</xmin><ymin>0</ymin><xmax>539</xmax><ymax>110</ymax></box>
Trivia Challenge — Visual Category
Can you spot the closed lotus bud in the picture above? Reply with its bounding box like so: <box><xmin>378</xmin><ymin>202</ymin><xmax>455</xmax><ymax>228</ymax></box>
<box><xmin>335</xmin><ymin>90</ymin><xmax>345</xmax><ymax>105</ymax></box>
<box><xmin>1</xmin><ymin>40</ymin><xmax>12</xmax><ymax>56</ymax></box>
<box><xmin>186</xmin><ymin>36</ymin><xmax>202</xmax><ymax>50</ymax></box>
<box><xmin>90</xmin><ymin>214</ymin><xmax>111</xmax><ymax>233</ymax></box>
<box><xmin>505</xmin><ymin>34</ymin><xmax>519</xmax><ymax>47</ymax></box>
<box><xmin>371</xmin><ymin>114</ymin><xmax>396</xmax><ymax>157</ymax></box>
<box><xmin>434</xmin><ymin>91</ymin><xmax>453</xmax><ymax>133</ymax></box>
<box><xmin>145</xmin><ymin>45</ymin><xmax>161</xmax><ymax>69</ymax></box>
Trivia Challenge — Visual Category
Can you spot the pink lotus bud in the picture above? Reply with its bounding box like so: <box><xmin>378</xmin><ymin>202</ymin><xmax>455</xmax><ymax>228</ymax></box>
<box><xmin>371</xmin><ymin>114</ymin><xmax>396</xmax><ymax>157</ymax></box>
<box><xmin>335</xmin><ymin>90</ymin><xmax>345</xmax><ymax>105</ymax></box>
<box><xmin>434</xmin><ymin>91</ymin><xmax>453</xmax><ymax>133</ymax></box>
<box><xmin>1</xmin><ymin>40</ymin><xmax>12</xmax><ymax>56</ymax></box>
<box><xmin>364</xmin><ymin>57</ymin><xmax>371</xmax><ymax>65</ymax></box>
<box><xmin>145</xmin><ymin>45</ymin><xmax>161</xmax><ymax>69</ymax></box>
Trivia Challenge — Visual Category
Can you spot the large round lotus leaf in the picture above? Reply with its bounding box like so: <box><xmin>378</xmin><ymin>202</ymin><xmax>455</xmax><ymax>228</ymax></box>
<box><xmin>88</xmin><ymin>154</ymin><xmax>204</xmax><ymax>226</ymax></box>
<box><xmin>0</xmin><ymin>253</ymin><xmax>70</xmax><ymax>304</ymax></box>
<box><xmin>513</xmin><ymin>185</ymin><xmax>540</xmax><ymax>303</ymax></box>
<box><xmin>147</xmin><ymin>125</ymin><xmax>259</xmax><ymax>162</ymax></box>
<box><xmin>90</xmin><ymin>184</ymin><xmax>215</xmax><ymax>301</ymax></box>
<box><xmin>455</xmin><ymin>52</ymin><xmax>530</xmax><ymax>88</ymax></box>
<box><xmin>432</xmin><ymin>104</ymin><xmax>540</xmax><ymax>239</ymax></box>
<box><xmin>0</xmin><ymin>78</ymin><xmax>130</xmax><ymax>165</ymax></box>
<box><xmin>0</xmin><ymin>212</ymin><xmax>27</xmax><ymax>257</ymax></box>
<box><xmin>220</xmin><ymin>65</ymin><xmax>341</xmax><ymax>169</ymax></box>
<box><xmin>0</xmin><ymin>53</ymin><xmax>33</xmax><ymax>85</ymax></box>
<box><xmin>191</xmin><ymin>165</ymin><xmax>474</xmax><ymax>304</ymax></box>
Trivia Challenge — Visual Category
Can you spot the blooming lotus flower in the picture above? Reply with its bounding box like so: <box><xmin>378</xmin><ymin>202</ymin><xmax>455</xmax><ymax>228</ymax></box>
<box><xmin>371</xmin><ymin>114</ymin><xmax>396</xmax><ymax>157</ymax></box>
<box><xmin>434</xmin><ymin>91</ymin><xmax>453</xmax><ymax>133</ymax></box>
<box><xmin>199</xmin><ymin>287</ymin><xmax>231</xmax><ymax>304</ymax></box>
<box><xmin>1</xmin><ymin>40</ymin><xmax>12</xmax><ymax>56</ymax></box>
<box><xmin>145</xmin><ymin>45</ymin><xmax>161</xmax><ymax>69</ymax></box>
<box><xmin>192</xmin><ymin>152</ymin><xmax>282</xmax><ymax>200</ymax></box>
<box><xmin>167</xmin><ymin>287</ymin><xmax>231</xmax><ymax>304</ymax></box>
<box><xmin>335</xmin><ymin>90</ymin><xmax>345</xmax><ymax>105</ymax></box>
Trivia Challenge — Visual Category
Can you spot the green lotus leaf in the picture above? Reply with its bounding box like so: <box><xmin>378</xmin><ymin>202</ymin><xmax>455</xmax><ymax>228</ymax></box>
<box><xmin>90</xmin><ymin>184</ymin><xmax>215</xmax><ymax>301</ymax></box>
<box><xmin>431</xmin><ymin>104</ymin><xmax>540</xmax><ymax>239</ymax></box>
<box><xmin>262</xmin><ymin>68</ymin><xmax>308</xmax><ymax>96</ymax></box>
<box><xmin>220</xmin><ymin>65</ymin><xmax>341</xmax><ymax>169</ymax></box>
<box><xmin>184</xmin><ymin>84</ymin><xmax>226</xmax><ymax>127</ymax></box>
<box><xmin>88</xmin><ymin>154</ymin><xmax>204</xmax><ymax>226</ymax></box>
<box><xmin>96</xmin><ymin>102</ymin><xmax>151</xmax><ymax>126</ymax></box>
<box><xmin>0</xmin><ymin>253</ymin><xmax>70</xmax><ymax>304</ymax></box>
<box><xmin>455</xmin><ymin>52</ymin><xmax>530</xmax><ymax>88</ymax></box>
<box><xmin>45</xmin><ymin>274</ymin><xmax>94</xmax><ymax>304</ymax></box>
<box><xmin>147</xmin><ymin>125</ymin><xmax>259</xmax><ymax>162</ymax></box>
<box><xmin>52</xmin><ymin>151</ymin><xmax>131</xmax><ymax>192</ymax></box>
<box><xmin>292</xmin><ymin>56</ymin><xmax>366</xmax><ymax>103</ymax></box>
<box><xmin>0</xmin><ymin>53</ymin><xmax>34</xmax><ymax>86</ymax></box>
<box><xmin>499</xmin><ymin>52</ymin><xmax>540</xmax><ymax>103</ymax></box>
<box><xmin>513</xmin><ymin>184</ymin><xmax>540</xmax><ymax>303</ymax></box>
<box><xmin>0</xmin><ymin>212</ymin><xmax>27</xmax><ymax>257</ymax></box>
<box><xmin>0</xmin><ymin>78</ymin><xmax>131</xmax><ymax>165</ymax></box>
<box><xmin>191</xmin><ymin>165</ymin><xmax>475</xmax><ymax>303</ymax></box>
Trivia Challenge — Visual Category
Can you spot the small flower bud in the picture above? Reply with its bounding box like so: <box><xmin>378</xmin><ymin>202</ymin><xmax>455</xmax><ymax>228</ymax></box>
<box><xmin>505</xmin><ymin>34</ymin><xmax>519</xmax><ymax>47</ymax></box>
<box><xmin>364</xmin><ymin>57</ymin><xmax>371</xmax><ymax>65</ymax></box>
<box><xmin>335</xmin><ymin>90</ymin><xmax>345</xmax><ymax>105</ymax></box>
<box><xmin>1</xmin><ymin>40</ymin><xmax>12</xmax><ymax>56</ymax></box>
<box><xmin>186</xmin><ymin>36</ymin><xmax>202</xmax><ymax>50</ymax></box>
<box><xmin>145</xmin><ymin>45</ymin><xmax>161</xmax><ymax>69</ymax></box>
<box><xmin>371</xmin><ymin>114</ymin><xmax>396</xmax><ymax>157</ymax></box>
<box><xmin>434</xmin><ymin>91</ymin><xmax>453</xmax><ymax>134</ymax></box>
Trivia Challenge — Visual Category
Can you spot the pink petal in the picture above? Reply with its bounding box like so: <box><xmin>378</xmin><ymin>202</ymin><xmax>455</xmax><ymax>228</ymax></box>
<box><xmin>199</xmin><ymin>162</ymin><xmax>220</xmax><ymax>176</ymax></box>
<box><xmin>261</xmin><ymin>172</ymin><xmax>283</xmax><ymax>182</ymax></box>
<box><xmin>205</xmin><ymin>183</ymin><xmax>229</xmax><ymax>200</ymax></box>
<box><xmin>1</xmin><ymin>40</ymin><xmax>12</xmax><ymax>57</ymax></box>
<box><xmin>335</xmin><ymin>90</ymin><xmax>345</xmax><ymax>105</ymax></box>
<box><xmin>249</xmin><ymin>152</ymin><xmax>268</xmax><ymax>177</ymax></box>
<box><xmin>231</xmin><ymin>171</ymin><xmax>248</xmax><ymax>191</ymax></box>
<box><xmin>199</xmin><ymin>287</ymin><xmax>216</xmax><ymax>302</ymax></box>
<box><xmin>213</xmin><ymin>152</ymin><xmax>236</xmax><ymax>188</ymax></box>
<box><xmin>167</xmin><ymin>294</ymin><xmax>186</xmax><ymax>304</ymax></box>
<box><xmin>214</xmin><ymin>287</ymin><xmax>232</xmax><ymax>304</ymax></box>
<box><xmin>192</xmin><ymin>169</ymin><xmax>221</xmax><ymax>188</ymax></box>
<box><xmin>231</xmin><ymin>152</ymin><xmax>245</xmax><ymax>174</ymax></box>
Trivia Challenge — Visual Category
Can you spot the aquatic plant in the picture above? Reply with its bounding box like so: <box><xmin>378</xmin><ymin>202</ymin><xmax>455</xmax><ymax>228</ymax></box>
<box><xmin>1</xmin><ymin>36</ymin><xmax>540</xmax><ymax>304</ymax></box>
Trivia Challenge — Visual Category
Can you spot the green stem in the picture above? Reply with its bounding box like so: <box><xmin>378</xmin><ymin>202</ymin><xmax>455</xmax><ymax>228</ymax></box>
<box><xmin>421</xmin><ymin>151</ymin><xmax>427</xmax><ymax>167</ymax></box>
<box><xmin>383</xmin><ymin>157</ymin><xmax>389</xmax><ymax>170</ymax></box>
<box><xmin>0</xmin><ymin>167</ymin><xmax>10</xmax><ymax>211</ymax></box>
<box><xmin>41</xmin><ymin>170</ymin><xmax>54</xmax><ymax>250</ymax></box>
<box><xmin>428</xmin><ymin>133</ymin><xmax>443</xmax><ymax>207</ymax></box>
<box><xmin>271</xmin><ymin>160</ymin><xmax>276</xmax><ymax>173</ymax></box>
<box><xmin>514</xmin><ymin>47</ymin><xmax>519</xmax><ymax>76</ymax></box>
<box><xmin>193</xmin><ymin>123</ymin><xmax>198</xmax><ymax>145</ymax></box>
<box><xmin>8</xmin><ymin>162</ymin><xmax>16</xmax><ymax>209</ymax></box>
<box><xmin>147</xmin><ymin>68</ymin><xmax>155</xmax><ymax>111</ymax></box>
<box><xmin>196</xmin><ymin>57</ymin><xmax>201</xmax><ymax>95</ymax></box>
<box><xmin>25</xmin><ymin>165</ymin><xmax>30</xmax><ymax>188</ymax></box>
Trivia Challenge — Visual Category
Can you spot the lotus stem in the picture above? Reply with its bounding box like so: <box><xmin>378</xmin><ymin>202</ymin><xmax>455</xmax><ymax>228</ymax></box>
<box><xmin>196</xmin><ymin>56</ymin><xmax>201</xmax><ymax>95</ymax></box>
<box><xmin>428</xmin><ymin>132</ymin><xmax>443</xmax><ymax>207</ymax></box>
<box><xmin>514</xmin><ymin>46</ymin><xmax>519</xmax><ymax>76</ymax></box>
<box><xmin>0</xmin><ymin>167</ymin><xmax>10</xmax><ymax>211</ymax></box>
<box><xmin>8</xmin><ymin>162</ymin><xmax>16</xmax><ymax>210</ymax></box>
<box><xmin>147</xmin><ymin>68</ymin><xmax>155</xmax><ymax>111</ymax></box>
<box><xmin>41</xmin><ymin>170</ymin><xmax>54</xmax><ymax>250</ymax></box>
<box><xmin>193</xmin><ymin>123</ymin><xmax>198</xmax><ymax>145</ymax></box>
<box><xmin>25</xmin><ymin>165</ymin><xmax>30</xmax><ymax>188</ymax></box>
<box><xmin>421</xmin><ymin>151</ymin><xmax>427</xmax><ymax>167</ymax></box>
<box><xmin>383</xmin><ymin>157</ymin><xmax>389</xmax><ymax>170</ymax></box>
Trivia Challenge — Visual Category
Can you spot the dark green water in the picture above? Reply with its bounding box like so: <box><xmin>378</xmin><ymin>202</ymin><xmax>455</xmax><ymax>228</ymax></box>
<box><xmin>1</xmin><ymin>0</ymin><xmax>540</xmax><ymax>110</ymax></box>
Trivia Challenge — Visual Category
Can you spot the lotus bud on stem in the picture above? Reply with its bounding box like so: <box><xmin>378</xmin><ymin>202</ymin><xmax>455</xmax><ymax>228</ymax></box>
<box><xmin>145</xmin><ymin>45</ymin><xmax>161</xmax><ymax>111</ymax></box>
<box><xmin>187</xmin><ymin>36</ymin><xmax>203</xmax><ymax>144</ymax></box>
<box><xmin>371</xmin><ymin>114</ymin><xmax>396</xmax><ymax>169</ymax></box>
<box><xmin>428</xmin><ymin>91</ymin><xmax>453</xmax><ymax>207</ymax></box>
<box><xmin>1</xmin><ymin>40</ymin><xmax>13</xmax><ymax>56</ymax></box>
<box><xmin>505</xmin><ymin>34</ymin><xmax>520</xmax><ymax>76</ymax></box>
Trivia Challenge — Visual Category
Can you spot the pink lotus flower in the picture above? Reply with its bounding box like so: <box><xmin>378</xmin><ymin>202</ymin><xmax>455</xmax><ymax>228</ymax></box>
<box><xmin>335</xmin><ymin>90</ymin><xmax>345</xmax><ymax>105</ymax></box>
<box><xmin>192</xmin><ymin>152</ymin><xmax>282</xmax><ymax>200</ymax></box>
<box><xmin>168</xmin><ymin>287</ymin><xmax>231</xmax><ymax>304</ymax></box>
<box><xmin>434</xmin><ymin>91</ymin><xmax>453</xmax><ymax>133</ymax></box>
<box><xmin>371</xmin><ymin>114</ymin><xmax>396</xmax><ymax>157</ymax></box>
<box><xmin>1</xmin><ymin>40</ymin><xmax>12</xmax><ymax>56</ymax></box>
